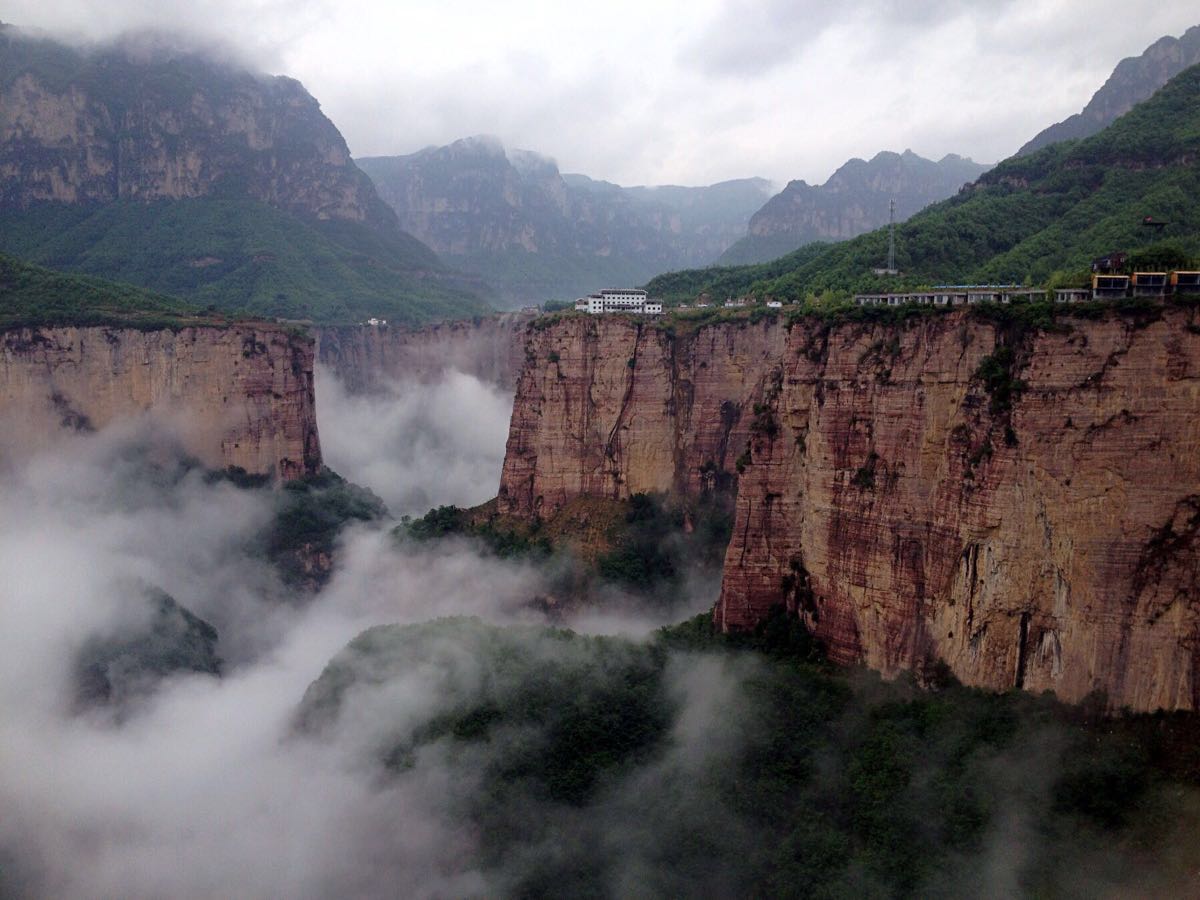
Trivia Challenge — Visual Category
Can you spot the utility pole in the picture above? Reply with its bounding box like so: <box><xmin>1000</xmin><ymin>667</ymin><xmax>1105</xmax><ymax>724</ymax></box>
<box><xmin>887</xmin><ymin>198</ymin><xmax>896</xmax><ymax>274</ymax></box>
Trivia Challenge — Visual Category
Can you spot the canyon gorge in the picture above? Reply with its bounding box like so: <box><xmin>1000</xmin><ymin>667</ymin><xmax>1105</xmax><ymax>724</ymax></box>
<box><xmin>4</xmin><ymin>307</ymin><xmax>1198</xmax><ymax>712</ymax></box>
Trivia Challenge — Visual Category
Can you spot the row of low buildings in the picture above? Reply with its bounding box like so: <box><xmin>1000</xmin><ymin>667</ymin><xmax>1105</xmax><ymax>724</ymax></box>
<box><xmin>855</xmin><ymin>271</ymin><xmax>1200</xmax><ymax>308</ymax></box>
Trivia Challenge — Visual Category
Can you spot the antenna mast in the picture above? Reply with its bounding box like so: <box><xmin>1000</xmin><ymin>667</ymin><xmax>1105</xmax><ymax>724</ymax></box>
<box><xmin>887</xmin><ymin>198</ymin><xmax>896</xmax><ymax>273</ymax></box>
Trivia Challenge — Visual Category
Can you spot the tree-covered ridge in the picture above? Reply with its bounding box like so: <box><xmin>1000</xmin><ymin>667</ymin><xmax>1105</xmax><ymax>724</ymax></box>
<box><xmin>1018</xmin><ymin>24</ymin><xmax>1200</xmax><ymax>156</ymax></box>
<box><xmin>0</xmin><ymin>251</ymin><xmax>224</xmax><ymax>329</ymax></box>
<box><xmin>645</xmin><ymin>63</ymin><xmax>1200</xmax><ymax>304</ymax></box>
<box><xmin>0</xmin><ymin>199</ymin><xmax>490</xmax><ymax>324</ymax></box>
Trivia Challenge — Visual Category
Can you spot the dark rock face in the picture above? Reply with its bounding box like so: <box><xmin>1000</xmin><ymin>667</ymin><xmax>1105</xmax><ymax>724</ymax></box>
<box><xmin>0</xmin><ymin>25</ymin><xmax>393</xmax><ymax>227</ymax></box>
<box><xmin>1018</xmin><ymin>25</ymin><xmax>1200</xmax><ymax>156</ymax></box>
<box><xmin>357</xmin><ymin>136</ymin><xmax>772</xmax><ymax>303</ymax></box>
<box><xmin>718</xmin><ymin>150</ymin><xmax>991</xmax><ymax>265</ymax></box>
<box><xmin>74</xmin><ymin>587</ymin><xmax>221</xmax><ymax>711</ymax></box>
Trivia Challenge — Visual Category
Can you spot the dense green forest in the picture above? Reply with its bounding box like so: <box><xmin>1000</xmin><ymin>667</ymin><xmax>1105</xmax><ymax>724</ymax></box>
<box><xmin>297</xmin><ymin>613</ymin><xmax>1200</xmax><ymax>897</ymax></box>
<box><xmin>0</xmin><ymin>199</ymin><xmax>492</xmax><ymax>325</ymax></box>
<box><xmin>0</xmin><ymin>252</ymin><xmax>220</xmax><ymax>329</ymax></box>
<box><xmin>646</xmin><ymin>63</ymin><xmax>1200</xmax><ymax>304</ymax></box>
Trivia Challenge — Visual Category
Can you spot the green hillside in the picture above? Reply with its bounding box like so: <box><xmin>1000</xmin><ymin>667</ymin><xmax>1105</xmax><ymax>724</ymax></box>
<box><xmin>0</xmin><ymin>26</ymin><xmax>493</xmax><ymax>325</ymax></box>
<box><xmin>0</xmin><ymin>197</ymin><xmax>490</xmax><ymax>324</ymax></box>
<box><xmin>647</xmin><ymin>63</ymin><xmax>1200</xmax><ymax>303</ymax></box>
<box><xmin>0</xmin><ymin>252</ymin><xmax>224</xmax><ymax>330</ymax></box>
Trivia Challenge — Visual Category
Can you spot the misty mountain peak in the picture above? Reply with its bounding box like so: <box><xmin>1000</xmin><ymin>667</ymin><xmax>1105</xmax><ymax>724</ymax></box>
<box><xmin>719</xmin><ymin>148</ymin><xmax>991</xmax><ymax>264</ymax></box>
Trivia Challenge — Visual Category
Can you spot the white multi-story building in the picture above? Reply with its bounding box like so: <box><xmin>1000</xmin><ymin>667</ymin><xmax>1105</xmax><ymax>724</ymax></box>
<box><xmin>579</xmin><ymin>289</ymin><xmax>662</xmax><ymax>315</ymax></box>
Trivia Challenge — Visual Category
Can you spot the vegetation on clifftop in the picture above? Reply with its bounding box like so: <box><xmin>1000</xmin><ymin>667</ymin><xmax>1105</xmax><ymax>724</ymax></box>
<box><xmin>0</xmin><ymin>252</ymin><xmax>228</xmax><ymax>330</ymax></box>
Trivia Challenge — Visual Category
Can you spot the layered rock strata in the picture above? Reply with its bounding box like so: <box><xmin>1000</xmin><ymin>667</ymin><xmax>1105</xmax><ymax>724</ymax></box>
<box><xmin>498</xmin><ymin>316</ymin><xmax>786</xmax><ymax>518</ymax></box>
<box><xmin>0</xmin><ymin>324</ymin><xmax>320</xmax><ymax>479</ymax></box>
<box><xmin>499</xmin><ymin>310</ymin><xmax>1200</xmax><ymax>711</ymax></box>
<box><xmin>315</xmin><ymin>311</ymin><xmax>535</xmax><ymax>393</ymax></box>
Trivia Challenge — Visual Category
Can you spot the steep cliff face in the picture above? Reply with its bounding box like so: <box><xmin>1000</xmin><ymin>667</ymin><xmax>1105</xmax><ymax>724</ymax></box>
<box><xmin>315</xmin><ymin>311</ymin><xmax>535</xmax><ymax>393</ymax></box>
<box><xmin>498</xmin><ymin>316</ymin><xmax>786</xmax><ymax>518</ymax></box>
<box><xmin>0</xmin><ymin>26</ymin><xmax>391</xmax><ymax>226</ymax></box>
<box><xmin>500</xmin><ymin>311</ymin><xmax>1200</xmax><ymax>711</ymax></box>
<box><xmin>0</xmin><ymin>323</ymin><xmax>320</xmax><ymax>478</ymax></box>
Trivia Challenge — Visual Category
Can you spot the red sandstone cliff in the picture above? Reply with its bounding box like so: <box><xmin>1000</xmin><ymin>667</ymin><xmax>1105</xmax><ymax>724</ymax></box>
<box><xmin>498</xmin><ymin>310</ymin><xmax>1200</xmax><ymax>711</ymax></box>
<box><xmin>498</xmin><ymin>316</ymin><xmax>785</xmax><ymax>517</ymax></box>
<box><xmin>0</xmin><ymin>324</ymin><xmax>320</xmax><ymax>479</ymax></box>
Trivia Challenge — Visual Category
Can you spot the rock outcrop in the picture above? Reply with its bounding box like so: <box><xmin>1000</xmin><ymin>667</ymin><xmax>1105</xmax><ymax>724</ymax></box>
<box><xmin>316</xmin><ymin>311</ymin><xmax>536</xmax><ymax>393</ymax></box>
<box><xmin>0</xmin><ymin>323</ymin><xmax>320</xmax><ymax>478</ymax></box>
<box><xmin>0</xmin><ymin>25</ymin><xmax>393</xmax><ymax>226</ymax></box>
<box><xmin>498</xmin><ymin>310</ymin><xmax>1200</xmax><ymax>711</ymax></box>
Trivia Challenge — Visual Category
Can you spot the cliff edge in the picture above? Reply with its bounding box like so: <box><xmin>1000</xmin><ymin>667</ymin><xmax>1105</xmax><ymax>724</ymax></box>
<box><xmin>499</xmin><ymin>310</ymin><xmax>1200</xmax><ymax>711</ymax></box>
<box><xmin>1</xmin><ymin>323</ymin><xmax>321</xmax><ymax>478</ymax></box>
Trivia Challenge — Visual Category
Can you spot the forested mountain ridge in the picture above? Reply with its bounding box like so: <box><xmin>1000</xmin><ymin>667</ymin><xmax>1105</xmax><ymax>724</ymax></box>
<box><xmin>0</xmin><ymin>25</ymin><xmax>490</xmax><ymax>324</ymax></box>
<box><xmin>1019</xmin><ymin>24</ymin><xmax>1200</xmax><ymax>156</ymax></box>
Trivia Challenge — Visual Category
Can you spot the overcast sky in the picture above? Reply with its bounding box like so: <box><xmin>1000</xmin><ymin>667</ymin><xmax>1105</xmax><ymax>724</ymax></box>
<box><xmin>3</xmin><ymin>1</ymin><xmax>1197</xmax><ymax>187</ymax></box>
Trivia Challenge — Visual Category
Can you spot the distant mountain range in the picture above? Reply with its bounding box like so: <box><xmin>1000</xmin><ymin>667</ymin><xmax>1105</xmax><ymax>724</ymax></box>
<box><xmin>717</xmin><ymin>151</ymin><xmax>991</xmax><ymax>266</ymax></box>
<box><xmin>0</xmin><ymin>25</ymin><xmax>489</xmax><ymax>324</ymax></box>
<box><xmin>1018</xmin><ymin>24</ymin><xmax>1200</xmax><ymax>156</ymax></box>
<box><xmin>356</xmin><ymin>138</ymin><xmax>773</xmax><ymax>304</ymax></box>
<box><xmin>647</xmin><ymin>61</ymin><xmax>1200</xmax><ymax>303</ymax></box>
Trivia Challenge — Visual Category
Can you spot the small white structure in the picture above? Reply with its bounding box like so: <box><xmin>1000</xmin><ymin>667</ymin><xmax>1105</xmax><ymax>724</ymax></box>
<box><xmin>365</xmin><ymin>317</ymin><xmax>387</xmax><ymax>326</ymax></box>
<box><xmin>1055</xmin><ymin>288</ymin><xmax>1090</xmax><ymax>304</ymax></box>
<box><xmin>766</xmin><ymin>300</ymin><xmax>783</xmax><ymax>308</ymax></box>
<box><xmin>578</xmin><ymin>289</ymin><xmax>662</xmax><ymax>315</ymax></box>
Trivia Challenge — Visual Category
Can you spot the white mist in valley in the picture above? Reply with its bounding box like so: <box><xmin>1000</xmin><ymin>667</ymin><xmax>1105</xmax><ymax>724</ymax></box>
<box><xmin>2</xmin><ymin>392</ymin><xmax>1192</xmax><ymax>898</ymax></box>
<box><xmin>315</xmin><ymin>366</ymin><xmax>513</xmax><ymax>517</ymax></box>
<box><xmin>0</xmin><ymin>404</ymin><xmax>719</xmax><ymax>897</ymax></box>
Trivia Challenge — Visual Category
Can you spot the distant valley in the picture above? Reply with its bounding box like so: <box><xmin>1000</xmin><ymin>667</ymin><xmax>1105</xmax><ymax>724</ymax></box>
<box><xmin>357</xmin><ymin>137</ymin><xmax>773</xmax><ymax>305</ymax></box>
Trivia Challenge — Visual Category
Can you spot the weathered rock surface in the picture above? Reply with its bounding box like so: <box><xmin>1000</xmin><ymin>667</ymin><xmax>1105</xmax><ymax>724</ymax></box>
<box><xmin>499</xmin><ymin>310</ymin><xmax>1200</xmax><ymax>711</ymax></box>
<box><xmin>315</xmin><ymin>311</ymin><xmax>535</xmax><ymax>393</ymax></box>
<box><xmin>0</xmin><ymin>323</ymin><xmax>320</xmax><ymax>478</ymax></box>
<box><xmin>499</xmin><ymin>315</ymin><xmax>786</xmax><ymax>517</ymax></box>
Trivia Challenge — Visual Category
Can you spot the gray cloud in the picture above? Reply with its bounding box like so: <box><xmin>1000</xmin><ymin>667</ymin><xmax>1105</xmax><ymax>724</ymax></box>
<box><xmin>6</xmin><ymin>0</ymin><xmax>1198</xmax><ymax>186</ymax></box>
